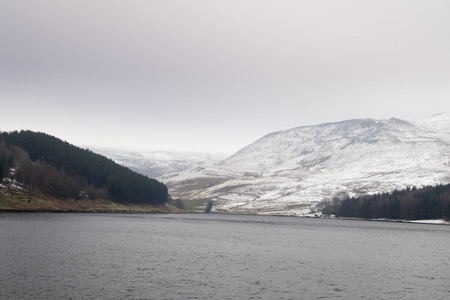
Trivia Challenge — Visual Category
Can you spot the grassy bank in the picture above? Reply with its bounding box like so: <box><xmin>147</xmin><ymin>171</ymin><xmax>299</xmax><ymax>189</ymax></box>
<box><xmin>0</xmin><ymin>192</ymin><xmax>182</xmax><ymax>213</ymax></box>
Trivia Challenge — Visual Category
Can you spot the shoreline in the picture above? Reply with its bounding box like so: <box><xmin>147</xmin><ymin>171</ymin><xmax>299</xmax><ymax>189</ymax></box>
<box><xmin>1</xmin><ymin>196</ymin><xmax>447</xmax><ymax>225</ymax></box>
<box><xmin>0</xmin><ymin>192</ymin><xmax>183</xmax><ymax>214</ymax></box>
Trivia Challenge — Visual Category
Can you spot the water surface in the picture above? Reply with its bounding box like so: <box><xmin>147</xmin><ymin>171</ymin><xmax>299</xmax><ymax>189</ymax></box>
<box><xmin>1</xmin><ymin>213</ymin><xmax>449</xmax><ymax>299</ymax></box>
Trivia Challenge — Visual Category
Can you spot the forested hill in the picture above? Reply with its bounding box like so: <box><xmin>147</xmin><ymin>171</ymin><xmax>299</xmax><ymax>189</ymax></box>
<box><xmin>0</xmin><ymin>130</ymin><xmax>168</xmax><ymax>205</ymax></box>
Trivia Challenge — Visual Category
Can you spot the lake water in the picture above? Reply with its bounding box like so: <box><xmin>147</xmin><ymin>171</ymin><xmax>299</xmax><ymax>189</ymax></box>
<box><xmin>1</xmin><ymin>213</ymin><xmax>449</xmax><ymax>300</ymax></box>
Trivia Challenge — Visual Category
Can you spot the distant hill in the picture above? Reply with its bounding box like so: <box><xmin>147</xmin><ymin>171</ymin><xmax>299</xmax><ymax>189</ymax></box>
<box><xmin>90</xmin><ymin>147</ymin><xmax>228</xmax><ymax>178</ymax></box>
<box><xmin>0</xmin><ymin>130</ymin><xmax>169</xmax><ymax>207</ymax></box>
<box><xmin>160</xmin><ymin>114</ymin><xmax>450</xmax><ymax>216</ymax></box>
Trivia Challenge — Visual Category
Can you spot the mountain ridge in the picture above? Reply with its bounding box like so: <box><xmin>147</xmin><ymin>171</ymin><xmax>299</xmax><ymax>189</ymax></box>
<box><xmin>160</xmin><ymin>114</ymin><xmax>450</xmax><ymax>216</ymax></box>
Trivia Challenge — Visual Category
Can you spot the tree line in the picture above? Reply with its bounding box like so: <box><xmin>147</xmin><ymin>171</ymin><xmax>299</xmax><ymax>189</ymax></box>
<box><xmin>0</xmin><ymin>130</ymin><xmax>168</xmax><ymax>205</ymax></box>
<box><xmin>323</xmin><ymin>184</ymin><xmax>450</xmax><ymax>220</ymax></box>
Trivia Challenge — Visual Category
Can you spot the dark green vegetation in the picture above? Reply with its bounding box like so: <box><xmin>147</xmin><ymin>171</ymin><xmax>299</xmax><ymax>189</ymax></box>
<box><xmin>323</xmin><ymin>185</ymin><xmax>450</xmax><ymax>220</ymax></box>
<box><xmin>177</xmin><ymin>198</ymin><xmax>210</xmax><ymax>213</ymax></box>
<box><xmin>0</xmin><ymin>130</ymin><xmax>168</xmax><ymax>206</ymax></box>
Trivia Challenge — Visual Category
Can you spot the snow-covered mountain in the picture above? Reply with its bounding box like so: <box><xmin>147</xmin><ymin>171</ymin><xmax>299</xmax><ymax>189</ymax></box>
<box><xmin>90</xmin><ymin>147</ymin><xmax>228</xmax><ymax>178</ymax></box>
<box><xmin>160</xmin><ymin>114</ymin><xmax>450</xmax><ymax>216</ymax></box>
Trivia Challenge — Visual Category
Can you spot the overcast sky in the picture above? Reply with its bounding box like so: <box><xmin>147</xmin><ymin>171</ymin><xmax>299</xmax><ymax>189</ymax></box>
<box><xmin>1</xmin><ymin>1</ymin><xmax>449</xmax><ymax>153</ymax></box>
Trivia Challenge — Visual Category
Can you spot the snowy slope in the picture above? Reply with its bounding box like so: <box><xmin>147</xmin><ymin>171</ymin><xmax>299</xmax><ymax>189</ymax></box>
<box><xmin>90</xmin><ymin>147</ymin><xmax>228</xmax><ymax>178</ymax></box>
<box><xmin>160</xmin><ymin>114</ymin><xmax>450</xmax><ymax>216</ymax></box>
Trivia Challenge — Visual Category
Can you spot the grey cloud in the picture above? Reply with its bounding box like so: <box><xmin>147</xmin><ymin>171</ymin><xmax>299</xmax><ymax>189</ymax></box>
<box><xmin>1</xmin><ymin>1</ymin><xmax>449</xmax><ymax>152</ymax></box>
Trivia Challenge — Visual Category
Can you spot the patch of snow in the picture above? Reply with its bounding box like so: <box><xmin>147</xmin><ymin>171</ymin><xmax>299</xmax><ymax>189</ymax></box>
<box><xmin>409</xmin><ymin>219</ymin><xmax>449</xmax><ymax>225</ymax></box>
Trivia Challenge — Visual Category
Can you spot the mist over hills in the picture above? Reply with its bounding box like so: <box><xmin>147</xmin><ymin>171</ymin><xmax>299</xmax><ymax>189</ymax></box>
<box><xmin>160</xmin><ymin>114</ymin><xmax>450</xmax><ymax>216</ymax></box>
<box><xmin>90</xmin><ymin>147</ymin><xmax>228</xmax><ymax>178</ymax></box>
